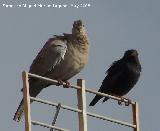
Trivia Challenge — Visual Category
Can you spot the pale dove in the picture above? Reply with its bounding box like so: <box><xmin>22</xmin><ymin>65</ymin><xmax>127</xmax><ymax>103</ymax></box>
<box><xmin>14</xmin><ymin>20</ymin><xmax>90</xmax><ymax>121</ymax></box>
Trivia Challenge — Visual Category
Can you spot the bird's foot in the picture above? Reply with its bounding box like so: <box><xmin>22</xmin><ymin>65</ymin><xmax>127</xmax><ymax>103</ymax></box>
<box><xmin>118</xmin><ymin>96</ymin><xmax>131</xmax><ymax>106</ymax></box>
<box><xmin>63</xmin><ymin>81</ymin><xmax>70</xmax><ymax>88</ymax></box>
<box><xmin>56</xmin><ymin>79</ymin><xmax>63</xmax><ymax>86</ymax></box>
<box><xmin>124</xmin><ymin>98</ymin><xmax>132</xmax><ymax>106</ymax></box>
<box><xmin>118</xmin><ymin>97</ymin><xmax>124</xmax><ymax>106</ymax></box>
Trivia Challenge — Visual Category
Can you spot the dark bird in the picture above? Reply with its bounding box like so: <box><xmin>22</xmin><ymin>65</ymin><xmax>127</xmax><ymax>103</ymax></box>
<box><xmin>89</xmin><ymin>49</ymin><xmax>141</xmax><ymax>106</ymax></box>
<box><xmin>13</xmin><ymin>20</ymin><xmax>90</xmax><ymax>121</ymax></box>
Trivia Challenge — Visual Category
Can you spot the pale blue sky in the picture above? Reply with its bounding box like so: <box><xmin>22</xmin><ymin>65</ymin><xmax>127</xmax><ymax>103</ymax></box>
<box><xmin>0</xmin><ymin>0</ymin><xmax>160</xmax><ymax>131</ymax></box>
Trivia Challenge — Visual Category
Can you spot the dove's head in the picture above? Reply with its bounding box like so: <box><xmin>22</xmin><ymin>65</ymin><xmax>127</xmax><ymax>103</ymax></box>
<box><xmin>72</xmin><ymin>20</ymin><xmax>87</xmax><ymax>36</ymax></box>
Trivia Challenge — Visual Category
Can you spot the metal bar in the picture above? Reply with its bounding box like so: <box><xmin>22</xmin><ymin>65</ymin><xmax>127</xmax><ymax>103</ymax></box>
<box><xmin>30</xmin><ymin>97</ymin><xmax>82</xmax><ymax>113</ymax></box>
<box><xmin>85</xmin><ymin>88</ymin><xmax>135</xmax><ymax>105</ymax></box>
<box><xmin>50</xmin><ymin>103</ymin><xmax>62</xmax><ymax>131</ymax></box>
<box><xmin>87</xmin><ymin>112</ymin><xmax>136</xmax><ymax>128</ymax></box>
<box><xmin>28</xmin><ymin>72</ymin><xmax>135</xmax><ymax>105</ymax></box>
<box><xmin>22</xmin><ymin>71</ymin><xmax>31</xmax><ymax>131</ymax></box>
<box><xmin>132</xmin><ymin>102</ymin><xmax>140</xmax><ymax>131</ymax></box>
<box><xmin>28</xmin><ymin>72</ymin><xmax>80</xmax><ymax>90</ymax></box>
<box><xmin>21</xmin><ymin>71</ymin><xmax>139</xmax><ymax>130</ymax></box>
<box><xmin>31</xmin><ymin>97</ymin><xmax>135</xmax><ymax>128</ymax></box>
<box><xmin>77</xmin><ymin>79</ymin><xmax>87</xmax><ymax>131</ymax></box>
<box><xmin>31</xmin><ymin>120</ymin><xmax>69</xmax><ymax>131</ymax></box>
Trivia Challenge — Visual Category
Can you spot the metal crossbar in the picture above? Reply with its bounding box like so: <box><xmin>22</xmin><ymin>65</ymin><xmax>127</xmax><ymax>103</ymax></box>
<box><xmin>28</xmin><ymin>72</ymin><xmax>135</xmax><ymax>105</ymax></box>
<box><xmin>31</xmin><ymin>96</ymin><xmax>136</xmax><ymax>128</ymax></box>
<box><xmin>85</xmin><ymin>88</ymin><xmax>135</xmax><ymax>105</ymax></box>
<box><xmin>31</xmin><ymin>120</ymin><xmax>69</xmax><ymax>131</ymax></box>
<box><xmin>30</xmin><ymin>97</ymin><xmax>82</xmax><ymax>113</ymax></box>
<box><xmin>22</xmin><ymin>71</ymin><xmax>140</xmax><ymax>131</ymax></box>
<box><xmin>28</xmin><ymin>73</ymin><xmax>81</xmax><ymax>90</ymax></box>
<box><xmin>87</xmin><ymin>112</ymin><xmax>136</xmax><ymax>128</ymax></box>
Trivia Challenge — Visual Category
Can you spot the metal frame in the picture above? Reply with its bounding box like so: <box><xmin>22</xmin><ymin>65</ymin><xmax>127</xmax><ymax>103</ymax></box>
<box><xmin>22</xmin><ymin>71</ymin><xmax>140</xmax><ymax>131</ymax></box>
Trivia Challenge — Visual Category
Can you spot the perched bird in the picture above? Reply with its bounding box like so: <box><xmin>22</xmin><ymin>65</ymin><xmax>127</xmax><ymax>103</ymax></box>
<box><xmin>13</xmin><ymin>20</ymin><xmax>90</xmax><ymax>121</ymax></box>
<box><xmin>89</xmin><ymin>49</ymin><xmax>141</xmax><ymax>106</ymax></box>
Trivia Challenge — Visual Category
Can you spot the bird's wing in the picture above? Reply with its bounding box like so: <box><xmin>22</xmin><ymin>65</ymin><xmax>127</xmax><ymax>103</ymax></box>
<box><xmin>106</xmin><ymin>59</ymin><xmax>123</xmax><ymax>76</ymax></box>
<box><xmin>101</xmin><ymin>59</ymin><xmax>125</xmax><ymax>91</ymax></box>
<box><xmin>29</xmin><ymin>38</ymin><xmax>67</xmax><ymax>76</ymax></box>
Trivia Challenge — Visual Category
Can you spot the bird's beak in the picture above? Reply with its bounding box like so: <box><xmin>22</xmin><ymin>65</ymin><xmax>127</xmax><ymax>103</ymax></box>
<box><xmin>131</xmin><ymin>51</ymin><xmax>138</xmax><ymax>57</ymax></box>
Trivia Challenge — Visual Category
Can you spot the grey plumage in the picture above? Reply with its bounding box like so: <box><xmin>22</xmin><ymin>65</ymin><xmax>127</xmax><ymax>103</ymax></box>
<box><xmin>14</xmin><ymin>20</ymin><xmax>90</xmax><ymax>121</ymax></box>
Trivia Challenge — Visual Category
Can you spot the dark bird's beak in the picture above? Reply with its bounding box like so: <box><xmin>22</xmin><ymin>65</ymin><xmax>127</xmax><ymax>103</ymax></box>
<box><xmin>131</xmin><ymin>51</ymin><xmax>138</xmax><ymax>57</ymax></box>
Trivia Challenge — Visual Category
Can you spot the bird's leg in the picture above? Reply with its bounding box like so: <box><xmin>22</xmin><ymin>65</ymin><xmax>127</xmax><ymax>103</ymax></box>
<box><xmin>56</xmin><ymin>79</ymin><xmax>63</xmax><ymax>86</ymax></box>
<box><xmin>118</xmin><ymin>96</ymin><xmax>132</xmax><ymax>106</ymax></box>
<box><xmin>63</xmin><ymin>80</ymin><xmax>70</xmax><ymax>88</ymax></box>
<box><xmin>124</xmin><ymin>97</ymin><xmax>132</xmax><ymax>106</ymax></box>
<box><xmin>118</xmin><ymin>96</ymin><xmax>125</xmax><ymax>106</ymax></box>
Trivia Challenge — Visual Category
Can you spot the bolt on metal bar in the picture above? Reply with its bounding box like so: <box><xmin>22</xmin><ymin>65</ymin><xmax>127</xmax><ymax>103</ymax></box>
<box><xmin>31</xmin><ymin>120</ymin><xmax>70</xmax><ymax>131</ymax></box>
<box><xmin>87</xmin><ymin>112</ymin><xmax>136</xmax><ymax>128</ymax></box>
<box><xmin>28</xmin><ymin>72</ymin><xmax>81</xmax><ymax>90</ymax></box>
<box><xmin>30</xmin><ymin>97</ymin><xmax>82</xmax><ymax>113</ymax></box>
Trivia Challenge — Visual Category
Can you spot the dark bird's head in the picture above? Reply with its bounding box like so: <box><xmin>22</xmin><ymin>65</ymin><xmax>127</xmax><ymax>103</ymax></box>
<box><xmin>123</xmin><ymin>49</ymin><xmax>141</xmax><ymax>68</ymax></box>
<box><xmin>123</xmin><ymin>49</ymin><xmax>139</xmax><ymax>60</ymax></box>
<box><xmin>124</xmin><ymin>49</ymin><xmax>138</xmax><ymax>58</ymax></box>
<box><xmin>72</xmin><ymin>20</ymin><xmax>87</xmax><ymax>36</ymax></box>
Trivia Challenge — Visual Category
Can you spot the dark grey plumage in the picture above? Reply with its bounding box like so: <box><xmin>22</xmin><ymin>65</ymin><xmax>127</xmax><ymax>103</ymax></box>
<box><xmin>89</xmin><ymin>49</ymin><xmax>141</xmax><ymax>106</ymax></box>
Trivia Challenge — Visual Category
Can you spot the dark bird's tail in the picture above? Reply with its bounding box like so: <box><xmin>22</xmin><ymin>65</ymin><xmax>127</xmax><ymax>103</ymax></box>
<box><xmin>102</xmin><ymin>97</ymin><xmax>109</xmax><ymax>103</ymax></box>
<box><xmin>89</xmin><ymin>95</ymin><xmax>103</xmax><ymax>106</ymax></box>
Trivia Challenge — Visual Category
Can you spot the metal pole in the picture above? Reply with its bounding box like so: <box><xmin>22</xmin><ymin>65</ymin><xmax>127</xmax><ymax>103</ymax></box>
<box><xmin>22</xmin><ymin>71</ymin><xmax>31</xmax><ymax>131</ymax></box>
<box><xmin>77</xmin><ymin>79</ymin><xmax>87</xmax><ymax>131</ymax></box>
<box><xmin>132</xmin><ymin>102</ymin><xmax>140</xmax><ymax>131</ymax></box>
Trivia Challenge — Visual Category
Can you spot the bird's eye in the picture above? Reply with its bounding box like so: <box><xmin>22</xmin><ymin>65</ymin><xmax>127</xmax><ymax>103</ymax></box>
<box><xmin>56</xmin><ymin>45</ymin><xmax>62</xmax><ymax>47</ymax></box>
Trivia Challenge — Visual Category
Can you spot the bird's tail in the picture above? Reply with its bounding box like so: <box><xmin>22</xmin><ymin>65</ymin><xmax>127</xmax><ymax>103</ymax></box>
<box><xmin>89</xmin><ymin>95</ymin><xmax>103</xmax><ymax>106</ymax></box>
<box><xmin>13</xmin><ymin>79</ymin><xmax>47</xmax><ymax>122</ymax></box>
<box><xmin>102</xmin><ymin>97</ymin><xmax>109</xmax><ymax>103</ymax></box>
<box><xmin>13</xmin><ymin>99</ymin><xmax>24</xmax><ymax>122</ymax></box>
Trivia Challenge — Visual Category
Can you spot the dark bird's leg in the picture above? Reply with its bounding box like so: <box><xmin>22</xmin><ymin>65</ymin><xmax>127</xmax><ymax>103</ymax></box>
<box><xmin>118</xmin><ymin>96</ymin><xmax>125</xmax><ymax>105</ymax></box>
<box><xmin>118</xmin><ymin>96</ymin><xmax>132</xmax><ymax>106</ymax></box>
<box><xmin>124</xmin><ymin>97</ymin><xmax>132</xmax><ymax>106</ymax></box>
